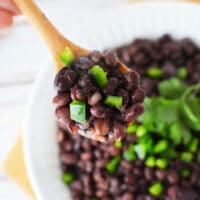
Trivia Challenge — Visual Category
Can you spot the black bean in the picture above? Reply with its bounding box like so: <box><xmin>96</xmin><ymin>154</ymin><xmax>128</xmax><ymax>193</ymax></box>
<box><xmin>104</xmin><ymin>77</ymin><xmax>119</xmax><ymax>95</ymax></box>
<box><xmin>109</xmin><ymin>178</ymin><xmax>121</xmax><ymax>195</ymax></box>
<box><xmin>167</xmin><ymin>186</ymin><xmax>179</xmax><ymax>196</ymax></box>
<box><xmin>71</xmin><ymin>180</ymin><xmax>83</xmax><ymax>192</ymax></box>
<box><xmin>124</xmin><ymin>175</ymin><xmax>135</xmax><ymax>184</ymax></box>
<box><xmin>57</xmin><ymin>130</ymin><xmax>65</xmax><ymax>143</ymax></box>
<box><xmin>54</xmin><ymin>68</ymin><xmax>78</xmax><ymax>92</ymax></box>
<box><xmin>155</xmin><ymin>169</ymin><xmax>167</xmax><ymax>181</ymax></box>
<box><xmin>105</xmin><ymin>50</ymin><xmax>118</xmax><ymax>67</ymax></box>
<box><xmin>53</xmin><ymin>93</ymin><xmax>71</xmax><ymax>107</ymax></box>
<box><xmin>110</xmin><ymin>121</ymin><xmax>126</xmax><ymax>140</ymax></box>
<box><xmin>167</xmin><ymin>170</ymin><xmax>179</xmax><ymax>184</ymax></box>
<box><xmin>133</xmin><ymin>102</ymin><xmax>145</xmax><ymax>118</ymax></box>
<box><xmin>144</xmin><ymin>167</ymin><xmax>154</xmax><ymax>181</ymax></box>
<box><xmin>121</xmin><ymin>193</ymin><xmax>135</xmax><ymax>200</ymax></box>
<box><xmin>63</xmin><ymin>141</ymin><xmax>73</xmax><ymax>152</ymax></box>
<box><xmin>107</xmin><ymin>145</ymin><xmax>121</xmax><ymax>156</ymax></box>
<box><xmin>124</xmin><ymin>71</ymin><xmax>140</xmax><ymax>91</ymax></box>
<box><xmin>74</xmin><ymin>56</ymin><xmax>94</xmax><ymax>70</ymax></box>
<box><xmin>90</xmin><ymin>105</ymin><xmax>108</xmax><ymax>118</ymax></box>
<box><xmin>178</xmin><ymin>189</ymin><xmax>199</xmax><ymax>200</ymax></box>
<box><xmin>88</xmin><ymin>92</ymin><xmax>102</xmax><ymax>105</ymax></box>
<box><xmin>132</xmin><ymin>88</ymin><xmax>146</xmax><ymax>103</ymax></box>
<box><xmin>81</xmin><ymin>152</ymin><xmax>92</xmax><ymax>161</ymax></box>
<box><xmin>60</xmin><ymin>153</ymin><xmax>78</xmax><ymax>165</ymax></box>
<box><xmin>96</xmin><ymin>189</ymin><xmax>107</xmax><ymax>198</ymax></box>
<box><xmin>90</xmin><ymin>50</ymin><xmax>102</xmax><ymax>63</ymax></box>
<box><xmin>163</xmin><ymin>62</ymin><xmax>176</xmax><ymax>77</ymax></box>
<box><xmin>144</xmin><ymin>196</ymin><xmax>155</xmax><ymax>200</ymax></box>
<box><xmin>70</xmin><ymin>86</ymin><xmax>87</xmax><ymax>101</ymax></box>
<box><xmin>97</xmin><ymin>180</ymin><xmax>109</xmax><ymax>190</ymax></box>
<box><xmin>118</xmin><ymin>88</ymin><xmax>129</xmax><ymax>106</ymax></box>
<box><xmin>123</xmin><ymin>106</ymin><xmax>135</xmax><ymax>122</ymax></box>
<box><xmin>78</xmin><ymin>74</ymin><xmax>93</xmax><ymax>88</ymax></box>
<box><xmin>120</xmin><ymin>160</ymin><xmax>133</xmax><ymax>170</ymax></box>
<box><xmin>134</xmin><ymin>52</ymin><xmax>149</xmax><ymax>65</ymax></box>
<box><xmin>94</xmin><ymin>118</ymin><xmax>110</xmax><ymax>136</ymax></box>
<box><xmin>55</xmin><ymin>107</ymin><xmax>74</xmax><ymax>133</ymax></box>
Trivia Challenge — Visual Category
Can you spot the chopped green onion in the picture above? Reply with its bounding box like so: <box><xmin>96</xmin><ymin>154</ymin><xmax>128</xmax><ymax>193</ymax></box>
<box><xmin>136</xmin><ymin>126</ymin><xmax>147</xmax><ymax>137</ymax></box>
<box><xmin>60</xmin><ymin>47</ymin><xmax>75</xmax><ymax>65</ymax></box>
<box><xmin>106</xmin><ymin>156</ymin><xmax>121</xmax><ymax>174</ymax></box>
<box><xmin>90</xmin><ymin>65</ymin><xmax>108</xmax><ymax>88</ymax></box>
<box><xmin>90</xmin><ymin>198</ymin><xmax>98</xmax><ymax>200</ymax></box>
<box><xmin>180</xmin><ymin>169</ymin><xmax>190</xmax><ymax>178</ymax></box>
<box><xmin>147</xmin><ymin>67</ymin><xmax>163</xmax><ymax>79</ymax></box>
<box><xmin>154</xmin><ymin>140</ymin><xmax>168</xmax><ymax>154</ymax></box>
<box><xmin>104</xmin><ymin>95</ymin><xmax>122</xmax><ymax>107</ymax></box>
<box><xmin>145</xmin><ymin>156</ymin><xmax>156</xmax><ymax>167</ymax></box>
<box><xmin>70</xmin><ymin>100</ymin><xmax>86</xmax><ymax>124</ymax></box>
<box><xmin>188</xmin><ymin>138</ymin><xmax>199</xmax><ymax>153</ymax></box>
<box><xmin>138</xmin><ymin>135</ymin><xmax>154</xmax><ymax>153</ymax></box>
<box><xmin>149</xmin><ymin>182</ymin><xmax>163</xmax><ymax>197</ymax></box>
<box><xmin>123</xmin><ymin>150</ymin><xmax>136</xmax><ymax>161</ymax></box>
<box><xmin>62</xmin><ymin>172</ymin><xmax>74</xmax><ymax>184</ymax></box>
<box><xmin>134</xmin><ymin>143</ymin><xmax>147</xmax><ymax>160</ymax></box>
<box><xmin>180</xmin><ymin>152</ymin><xmax>193</xmax><ymax>163</ymax></box>
<box><xmin>177</xmin><ymin>67</ymin><xmax>188</xmax><ymax>79</ymax></box>
<box><xmin>126</xmin><ymin>123</ymin><xmax>138</xmax><ymax>134</ymax></box>
<box><xmin>114</xmin><ymin>141</ymin><xmax>123</xmax><ymax>149</ymax></box>
<box><xmin>156</xmin><ymin>158</ymin><xmax>168</xmax><ymax>169</ymax></box>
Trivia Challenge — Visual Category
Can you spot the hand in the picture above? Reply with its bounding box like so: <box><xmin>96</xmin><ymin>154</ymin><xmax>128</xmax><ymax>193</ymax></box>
<box><xmin>0</xmin><ymin>0</ymin><xmax>21</xmax><ymax>29</ymax></box>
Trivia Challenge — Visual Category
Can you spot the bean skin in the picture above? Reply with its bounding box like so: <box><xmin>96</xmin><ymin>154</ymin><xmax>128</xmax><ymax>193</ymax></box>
<box><xmin>53</xmin><ymin>93</ymin><xmax>71</xmax><ymax>107</ymax></box>
<box><xmin>54</xmin><ymin>68</ymin><xmax>78</xmax><ymax>92</ymax></box>
<box><xmin>94</xmin><ymin>118</ymin><xmax>110</xmax><ymax>136</ymax></box>
<box><xmin>111</xmin><ymin>121</ymin><xmax>126</xmax><ymax>140</ymax></box>
<box><xmin>132</xmin><ymin>88</ymin><xmax>145</xmax><ymax>103</ymax></box>
<box><xmin>74</xmin><ymin>56</ymin><xmax>94</xmax><ymax>70</ymax></box>
<box><xmin>55</xmin><ymin>107</ymin><xmax>74</xmax><ymax>132</ymax></box>
<box><xmin>124</xmin><ymin>71</ymin><xmax>140</xmax><ymax>91</ymax></box>
<box><xmin>104</xmin><ymin>50</ymin><xmax>118</xmax><ymax>67</ymax></box>
<box><xmin>90</xmin><ymin>50</ymin><xmax>102</xmax><ymax>63</ymax></box>
<box><xmin>90</xmin><ymin>105</ymin><xmax>108</xmax><ymax>118</ymax></box>
<box><xmin>88</xmin><ymin>92</ymin><xmax>102</xmax><ymax>105</ymax></box>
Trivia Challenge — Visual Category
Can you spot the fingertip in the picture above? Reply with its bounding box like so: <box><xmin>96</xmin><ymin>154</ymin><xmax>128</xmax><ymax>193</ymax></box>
<box><xmin>0</xmin><ymin>0</ymin><xmax>21</xmax><ymax>16</ymax></box>
<box><xmin>0</xmin><ymin>10</ymin><xmax>13</xmax><ymax>29</ymax></box>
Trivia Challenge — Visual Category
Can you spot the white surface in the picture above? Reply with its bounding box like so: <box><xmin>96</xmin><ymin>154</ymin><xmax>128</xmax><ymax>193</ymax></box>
<box><xmin>0</xmin><ymin>0</ymin><xmax>126</xmax><ymax>199</ymax></box>
<box><xmin>24</xmin><ymin>2</ymin><xmax>200</xmax><ymax>200</ymax></box>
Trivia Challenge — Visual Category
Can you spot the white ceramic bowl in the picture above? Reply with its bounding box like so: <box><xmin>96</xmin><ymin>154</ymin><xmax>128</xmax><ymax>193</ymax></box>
<box><xmin>24</xmin><ymin>2</ymin><xmax>200</xmax><ymax>200</ymax></box>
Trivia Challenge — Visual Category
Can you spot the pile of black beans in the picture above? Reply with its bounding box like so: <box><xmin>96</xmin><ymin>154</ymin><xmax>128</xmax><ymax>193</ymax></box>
<box><xmin>57</xmin><ymin>35</ymin><xmax>200</xmax><ymax>200</ymax></box>
<box><xmin>54</xmin><ymin>51</ymin><xmax>144</xmax><ymax>141</ymax></box>
<box><xmin>116</xmin><ymin>34</ymin><xmax>200</xmax><ymax>96</ymax></box>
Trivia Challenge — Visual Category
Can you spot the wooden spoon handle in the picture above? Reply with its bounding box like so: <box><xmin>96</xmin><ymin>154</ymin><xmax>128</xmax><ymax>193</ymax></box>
<box><xmin>13</xmin><ymin>0</ymin><xmax>89</xmax><ymax>71</ymax></box>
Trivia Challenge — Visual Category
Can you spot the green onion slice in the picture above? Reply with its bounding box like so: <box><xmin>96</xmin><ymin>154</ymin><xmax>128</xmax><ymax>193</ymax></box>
<box><xmin>149</xmin><ymin>182</ymin><xmax>163</xmax><ymax>196</ymax></box>
<box><xmin>62</xmin><ymin>172</ymin><xmax>74</xmax><ymax>184</ymax></box>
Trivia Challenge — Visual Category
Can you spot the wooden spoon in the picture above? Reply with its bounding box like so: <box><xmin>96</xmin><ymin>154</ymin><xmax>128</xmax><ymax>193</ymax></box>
<box><xmin>13</xmin><ymin>0</ymin><xmax>131</xmax><ymax>141</ymax></box>
<box><xmin>13</xmin><ymin>0</ymin><xmax>130</xmax><ymax>73</ymax></box>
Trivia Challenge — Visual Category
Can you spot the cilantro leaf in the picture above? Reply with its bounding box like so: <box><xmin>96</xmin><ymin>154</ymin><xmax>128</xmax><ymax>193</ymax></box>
<box><xmin>158</xmin><ymin>78</ymin><xmax>188</xmax><ymax>99</ymax></box>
